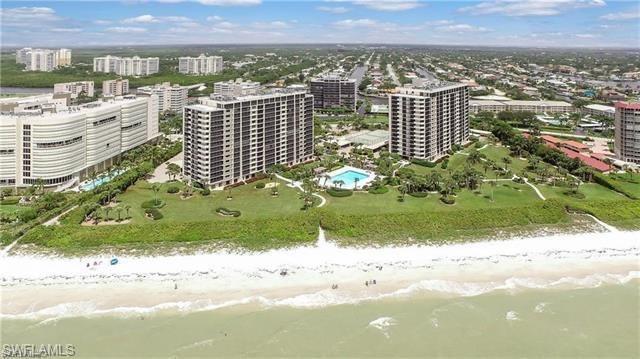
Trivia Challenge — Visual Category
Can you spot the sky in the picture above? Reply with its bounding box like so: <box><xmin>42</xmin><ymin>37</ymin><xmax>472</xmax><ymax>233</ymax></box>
<box><xmin>1</xmin><ymin>0</ymin><xmax>639</xmax><ymax>48</ymax></box>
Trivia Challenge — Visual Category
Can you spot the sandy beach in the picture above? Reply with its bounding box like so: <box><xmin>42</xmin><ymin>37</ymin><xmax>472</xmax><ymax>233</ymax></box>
<box><xmin>1</xmin><ymin>229</ymin><xmax>639</xmax><ymax>319</ymax></box>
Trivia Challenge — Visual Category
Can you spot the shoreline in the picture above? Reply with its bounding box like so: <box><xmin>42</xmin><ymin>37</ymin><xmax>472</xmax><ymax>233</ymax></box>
<box><xmin>1</xmin><ymin>229</ymin><xmax>639</xmax><ymax>319</ymax></box>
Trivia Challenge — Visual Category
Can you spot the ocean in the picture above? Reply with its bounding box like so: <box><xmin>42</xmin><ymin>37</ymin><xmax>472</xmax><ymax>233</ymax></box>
<box><xmin>2</xmin><ymin>282</ymin><xmax>638</xmax><ymax>357</ymax></box>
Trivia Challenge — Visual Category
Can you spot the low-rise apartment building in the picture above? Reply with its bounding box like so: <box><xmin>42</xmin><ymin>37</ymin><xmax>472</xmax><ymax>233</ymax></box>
<box><xmin>102</xmin><ymin>79</ymin><xmax>130</xmax><ymax>96</ymax></box>
<box><xmin>136</xmin><ymin>82</ymin><xmax>188</xmax><ymax>113</ymax></box>
<box><xmin>582</xmin><ymin>104</ymin><xmax>615</xmax><ymax>119</ymax></box>
<box><xmin>53</xmin><ymin>81</ymin><xmax>95</xmax><ymax>98</ymax></box>
<box><xmin>213</xmin><ymin>79</ymin><xmax>261</xmax><ymax>97</ymax></box>
<box><xmin>182</xmin><ymin>86</ymin><xmax>314</xmax><ymax>187</ymax></box>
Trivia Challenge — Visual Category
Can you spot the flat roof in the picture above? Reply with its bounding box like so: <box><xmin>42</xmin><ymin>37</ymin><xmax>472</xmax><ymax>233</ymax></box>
<box><xmin>505</xmin><ymin>100</ymin><xmax>572</xmax><ymax>107</ymax></box>
<box><xmin>584</xmin><ymin>104</ymin><xmax>615</xmax><ymax>112</ymax></box>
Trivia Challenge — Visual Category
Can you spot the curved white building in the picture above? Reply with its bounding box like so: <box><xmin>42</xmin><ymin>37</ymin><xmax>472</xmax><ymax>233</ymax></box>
<box><xmin>0</xmin><ymin>96</ymin><xmax>159</xmax><ymax>188</ymax></box>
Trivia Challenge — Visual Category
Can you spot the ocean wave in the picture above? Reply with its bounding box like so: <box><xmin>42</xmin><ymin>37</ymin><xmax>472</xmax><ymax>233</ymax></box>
<box><xmin>3</xmin><ymin>271</ymin><xmax>638</xmax><ymax>321</ymax></box>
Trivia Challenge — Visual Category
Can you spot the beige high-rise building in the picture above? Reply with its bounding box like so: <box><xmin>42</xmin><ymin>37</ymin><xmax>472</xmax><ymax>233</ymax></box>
<box><xmin>183</xmin><ymin>85</ymin><xmax>314</xmax><ymax>187</ymax></box>
<box><xmin>390</xmin><ymin>82</ymin><xmax>470</xmax><ymax>161</ymax></box>
<box><xmin>137</xmin><ymin>82</ymin><xmax>188</xmax><ymax>113</ymax></box>
<box><xmin>93</xmin><ymin>55</ymin><xmax>159</xmax><ymax>76</ymax></box>
<box><xmin>614</xmin><ymin>102</ymin><xmax>640</xmax><ymax>164</ymax></box>
<box><xmin>53</xmin><ymin>81</ymin><xmax>94</xmax><ymax>98</ymax></box>
<box><xmin>102</xmin><ymin>79</ymin><xmax>130</xmax><ymax>96</ymax></box>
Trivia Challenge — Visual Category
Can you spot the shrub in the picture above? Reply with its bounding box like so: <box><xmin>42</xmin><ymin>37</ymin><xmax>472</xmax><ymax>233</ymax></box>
<box><xmin>593</xmin><ymin>173</ymin><xmax>638</xmax><ymax>200</ymax></box>
<box><xmin>513</xmin><ymin>177</ymin><xmax>525</xmax><ymax>184</ymax></box>
<box><xmin>216</xmin><ymin>207</ymin><xmax>241</xmax><ymax>217</ymax></box>
<box><xmin>368</xmin><ymin>186</ymin><xmax>389</xmax><ymax>194</ymax></box>
<box><xmin>255</xmin><ymin>182</ymin><xmax>266</xmax><ymax>189</ymax></box>
<box><xmin>144</xmin><ymin>208</ymin><xmax>163</xmax><ymax>220</ymax></box>
<box><xmin>409</xmin><ymin>192</ymin><xmax>429</xmax><ymax>198</ymax></box>
<box><xmin>441</xmin><ymin>160</ymin><xmax>449</xmax><ymax>169</ymax></box>
<box><xmin>201</xmin><ymin>188</ymin><xmax>211</xmax><ymax>196</ymax></box>
<box><xmin>17</xmin><ymin>207</ymin><xmax>38</xmax><ymax>223</ymax></box>
<box><xmin>166</xmin><ymin>186</ymin><xmax>180</xmax><ymax>194</ymax></box>
<box><xmin>1</xmin><ymin>198</ymin><xmax>20</xmax><ymax>205</ymax></box>
<box><xmin>563</xmin><ymin>190</ymin><xmax>586</xmax><ymax>199</ymax></box>
<box><xmin>410</xmin><ymin>158</ymin><xmax>437</xmax><ymax>168</ymax></box>
<box><xmin>440</xmin><ymin>195</ymin><xmax>455</xmax><ymax>205</ymax></box>
<box><xmin>141</xmin><ymin>200</ymin><xmax>165</xmax><ymax>209</ymax></box>
<box><xmin>327</xmin><ymin>188</ymin><xmax>353</xmax><ymax>197</ymax></box>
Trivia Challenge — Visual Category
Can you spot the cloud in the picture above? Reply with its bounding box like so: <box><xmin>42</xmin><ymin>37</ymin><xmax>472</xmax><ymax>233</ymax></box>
<box><xmin>426</xmin><ymin>20</ymin><xmax>454</xmax><ymax>25</ymax></box>
<box><xmin>93</xmin><ymin>19</ymin><xmax>113</xmax><ymax>25</ymax></box>
<box><xmin>317</xmin><ymin>6</ymin><xmax>350</xmax><ymax>14</ymax></box>
<box><xmin>51</xmin><ymin>28</ymin><xmax>83</xmax><ymax>33</ymax></box>
<box><xmin>122</xmin><ymin>14</ymin><xmax>159</xmax><ymax>23</ymax></box>
<box><xmin>332</xmin><ymin>18</ymin><xmax>379</xmax><ymax>29</ymax></box>
<box><xmin>206</xmin><ymin>15</ymin><xmax>223</xmax><ymax>21</ymax></box>
<box><xmin>197</xmin><ymin>0</ymin><xmax>261</xmax><ymax>5</ymax></box>
<box><xmin>215</xmin><ymin>21</ymin><xmax>238</xmax><ymax>29</ymax></box>
<box><xmin>105</xmin><ymin>26</ymin><xmax>148</xmax><ymax>33</ymax></box>
<box><xmin>436</xmin><ymin>24</ymin><xmax>489</xmax><ymax>33</ymax></box>
<box><xmin>600</xmin><ymin>7</ymin><xmax>640</xmax><ymax>20</ymax></box>
<box><xmin>351</xmin><ymin>0</ymin><xmax>423</xmax><ymax>11</ymax></box>
<box><xmin>460</xmin><ymin>0</ymin><xmax>606</xmax><ymax>16</ymax></box>
<box><xmin>575</xmin><ymin>33</ymin><xmax>600</xmax><ymax>38</ymax></box>
<box><xmin>251</xmin><ymin>21</ymin><xmax>291</xmax><ymax>29</ymax></box>
<box><xmin>0</xmin><ymin>7</ymin><xmax>61</xmax><ymax>26</ymax></box>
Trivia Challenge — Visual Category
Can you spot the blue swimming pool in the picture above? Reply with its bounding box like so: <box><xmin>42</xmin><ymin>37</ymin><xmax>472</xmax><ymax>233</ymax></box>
<box><xmin>80</xmin><ymin>170</ymin><xmax>125</xmax><ymax>191</ymax></box>
<box><xmin>329</xmin><ymin>170</ymin><xmax>370</xmax><ymax>188</ymax></box>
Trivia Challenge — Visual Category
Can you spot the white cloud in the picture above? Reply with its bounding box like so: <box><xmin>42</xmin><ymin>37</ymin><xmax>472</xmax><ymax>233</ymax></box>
<box><xmin>122</xmin><ymin>14</ymin><xmax>159</xmax><ymax>24</ymax></box>
<box><xmin>575</xmin><ymin>33</ymin><xmax>600</xmax><ymax>38</ymax></box>
<box><xmin>93</xmin><ymin>19</ymin><xmax>113</xmax><ymax>25</ymax></box>
<box><xmin>600</xmin><ymin>7</ymin><xmax>640</xmax><ymax>20</ymax></box>
<box><xmin>0</xmin><ymin>7</ymin><xmax>61</xmax><ymax>26</ymax></box>
<box><xmin>426</xmin><ymin>20</ymin><xmax>454</xmax><ymax>25</ymax></box>
<box><xmin>206</xmin><ymin>15</ymin><xmax>223</xmax><ymax>21</ymax></box>
<box><xmin>198</xmin><ymin>0</ymin><xmax>261</xmax><ymax>5</ymax></box>
<box><xmin>51</xmin><ymin>28</ymin><xmax>83</xmax><ymax>33</ymax></box>
<box><xmin>105</xmin><ymin>26</ymin><xmax>148</xmax><ymax>33</ymax></box>
<box><xmin>436</xmin><ymin>24</ymin><xmax>489</xmax><ymax>33</ymax></box>
<box><xmin>460</xmin><ymin>0</ymin><xmax>606</xmax><ymax>16</ymax></box>
<box><xmin>215</xmin><ymin>21</ymin><xmax>238</xmax><ymax>29</ymax></box>
<box><xmin>332</xmin><ymin>18</ymin><xmax>379</xmax><ymax>29</ymax></box>
<box><xmin>352</xmin><ymin>0</ymin><xmax>423</xmax><ymax>11</ymax></box>
<box><xmin>317</xmin><ymin>6</ymin><xmax>350</xmax><ymax>14</ymax></box>
<box><xmin>252</xmin><ymin>21</ymin><xmax>291</xmax><ymax>29</ymax></box>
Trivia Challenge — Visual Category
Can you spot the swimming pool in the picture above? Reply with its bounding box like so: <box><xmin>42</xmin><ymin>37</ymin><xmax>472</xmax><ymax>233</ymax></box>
<box><xmin>323</xmin><ymin>166</ymin><xmax>376</xmax><ymax>189</ymax></box>
<box><xmin>79</xmin><ymin>170</ymin><xmax>125</xmax><ymax>191</ymax></box>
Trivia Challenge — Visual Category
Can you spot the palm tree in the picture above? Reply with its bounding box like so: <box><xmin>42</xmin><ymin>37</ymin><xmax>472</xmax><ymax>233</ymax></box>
<box><xmin>116</xmin><ymin>206</ymin><xmax>123</xmax><ymax>222</ymax></box>
<box><xmin>398</xmin><ymin>181</ymin><xmax>408</xmax><ymax>202</ymax></box>
<box><xmin>502</xmin><ymin>157</ymin><xmax>511</xmax><ymax>171</ymax></box>
<box><xmin>467</xmin><ymin>150</ymin><xmax>482</xmax><ymax>167</ymax></box>
<box><xmin>490</xmin><ymin>178</ymin><xmax>497</xmax><ymax>202</ymax></box>
<box><xmin>322</xmin><ymin>174</ymin><xmax>332</xmax><ymax>187</ymax></box>
<box><xmin>35</xmin><ymin>178</ymin><xmax>45</xmax><ymax>195</ymax></box>
<box><xmin>124</xmin><ymin>204</ymin><xmax>131</xmax><ymax>219</ymax></box>
<box><xmin>104</xmin><ymin>206</ymin><xmax>111</xmax><ymax>222</ymax></box>
<box><xmin>482</xmin><ymin>161</ymin><xmax>491</xmax><ymax>175</ymax></box>
<box><xmin>353</xmin><ymin>177</ymin><xmax>360</xmax><ymax>190</ymax></box>
<box><xmin>334</xmin><ymin>179</ymin><xmax>345</xmax><ymax>189</ymax></box>
<box><xmin>151</xmin><ymin>183</ymin><xmax>161</xmax><ymax>205</ymax></box>
<box><xmin>166</xmin><ymin>163</ymin><xmax>181</xmax><ymax>181</ymax></box>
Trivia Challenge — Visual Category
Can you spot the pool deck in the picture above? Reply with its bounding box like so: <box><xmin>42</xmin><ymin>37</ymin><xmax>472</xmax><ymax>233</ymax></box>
<box><xmin>319</xmin><ymin>165</ymin><xmax>377</xmax><ymax>190</ymax></box>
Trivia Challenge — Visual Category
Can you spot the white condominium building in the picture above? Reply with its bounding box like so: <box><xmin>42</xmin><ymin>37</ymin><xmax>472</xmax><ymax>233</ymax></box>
<box><xmin>93</xmin><ymin>55</ymin><xmax>160</xmax><ymax>76</ymax></box>
<box><xmin>469</xmin><ymin>99</ymin><xmax>572</xmax><ymax>114</ymax></box>
<box><xmin>16</xmin><ymin>48</ymin><xmax>72</xmax><ymax>72</ymax></box>
<box><xmin>390</xmin><ymin>82</ymin><xmax>470</xmax><ymax>161</ymax></box>
<box><xmin>53</xmin><ymin>81</ymin><xmax>95</xmax><ymax>98</ymax></box>
<box><xmin>102</xmin><ymin>79</ymin><xmax>130</xmax><ymax>96</ymax></box>
<box><xmin>136</xmin><ymin>82</ymin><xmax>188</xmax><ymax>113</ymax></box>
<box><xmin>0</xmin><ymin>95</ymin><xmax>159</xmax><ymax>188</ymax></box>
<box><xmin>213</xmin><ymin>79</ymin><xmax>261</xmax><ymax>97</ymax></box>
<box><xmin>582</xmin><ymin>104</ymin><xmax>616</xmax><ymax>119</ymax></box>
<box><xmin>183</xmin><ymin>86</ymin><xmax>314</xmax><ymax>187</ymax></box>
<box><xmin>178</xmin><ymin>54</ymin><xmax>223</xmax><ymax>75</ymax></box>
<box><xmin>614</xmin><ymin>102</ymin><xmax>640</xmax><ymax>165</ymax></box>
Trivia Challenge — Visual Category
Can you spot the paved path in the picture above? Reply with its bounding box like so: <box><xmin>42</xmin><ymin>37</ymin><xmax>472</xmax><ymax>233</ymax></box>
<box><xmin>523</xmin><ymin>178</ymin><xmax>546</xmax><ymax>201</ymax></box>
<box><xmin>274</xmin><ymin>174</ymin><xmax>327</xmax><ymax>208</ymax></box>
<box><xmin>583</xmin><ymin>214</ymin><xmax>619</xmax><ymax>232</ymax></box>
<box><xmin>43</xmin><ymin>205</ymin><xmax>79</xmax><ymax>226</ymax></box>
<box><xmin>149</xmin><ymin>152</ymin><xmax>183</xmax><ymax>183</ymax></box>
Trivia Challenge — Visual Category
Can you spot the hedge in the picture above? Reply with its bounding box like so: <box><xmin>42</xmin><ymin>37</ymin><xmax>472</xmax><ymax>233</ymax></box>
<box><xmin>144</xmin><ymin>208</ymin><xmax>163</xmax><ymax>220</ymax></box>
<box><xmin>327</xmin><ymin>188</ymin><xmax>353</xmax><ymax>197</ymax></box>
<box><xmin>411</xmin><ymin>158</ymin><xmax>437</xmax><ymax>168</ymax></box>
<box><xmin>201</xmin><ymin>188</ymin><xmax>211</xmax><ymax>196</ymax></box>
<box><xmin>255</xmin><ymin>183</ymin><xmax>266</xmax><ymax>189</ymax></box>
<box><xmin>1</xmin><ymin>198</ymin><xmax>20</xmax><ymax>205</ymax></box>
<box><xmin>141</xmin><ymin>200</ymin><xmax>165</xmax><ymax>209</ymax></box>
<box><xmin>566</xmin><ymin>199</ymin><xmax>640</xmax><ymax>222</ymax></box>
<box><xmin>409</xmin><ymin>192</ymin><xmax>429</xmax><ymax>198</ymax></box>
<box><xmin>368</xmin><ymin>186</ymin><xmax>389</xmax><ymax>194</ymax></box>
<box><xmin>216</xmin><ymin>207</ymin><xmax>241</xmax><ymax>217</ymax></box>
<box><xmin>440</xmin><ymin>195</ymin><xmax>455</xmax><ymax>205</ymax></box>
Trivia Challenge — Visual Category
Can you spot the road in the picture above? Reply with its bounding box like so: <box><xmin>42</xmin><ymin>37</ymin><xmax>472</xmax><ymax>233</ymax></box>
<box><xmin>386</xmin><ymin>64</ymin><xmax>401</xmax><ymax>86</ymax></box>
<box><xmin>415</xmin><ymin>67</ymin><xmax>439</xmax><ymax>83</ymax></box>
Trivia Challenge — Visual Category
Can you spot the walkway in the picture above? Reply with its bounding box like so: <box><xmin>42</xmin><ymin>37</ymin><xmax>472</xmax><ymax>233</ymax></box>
<box><xmin>274</xmin><ymin>173</ymin><xmax>327</xmax><ymax>208</ymax></box>
<box><xmin>523</xmin><ymin>178</ymin><xmax>546</xmax><ymax>201</ymax></box>
<box><xmin>43</xmin><ymin>205</ymin><xmax>79</xmax><ymax>226</ymax></box>
<box><xmin>149</xmin><ymin>151</ymin><xmax>183</xmax><ymax>183</ymax></box>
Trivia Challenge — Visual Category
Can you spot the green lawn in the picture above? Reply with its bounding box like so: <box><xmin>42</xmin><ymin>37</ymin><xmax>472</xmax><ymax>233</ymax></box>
<box><xmin>114</xmin><ymin>178</ymin><xmax>309</xmax><ymax>223</ymax></box>
<box><xmin>538</xmin><ymin>183</ymin><xmax>628</xmax><ymax>203</ymax></box>
<box><xmin>324</xmin><ymin>182</ymin><xmax>541</xmax><ymax>215</ymax></box>
<box><xmin>0</xmin><ymin>204</ymin><xmax>20</xmax><ymax>215</ymax></box>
